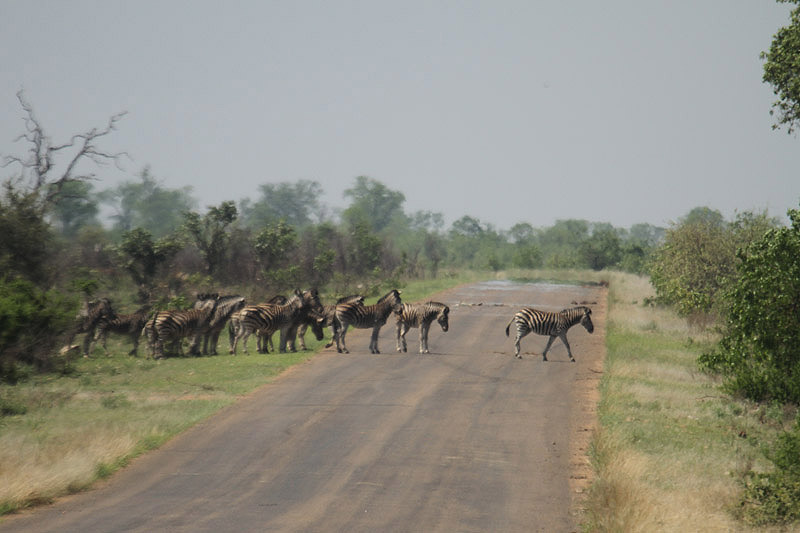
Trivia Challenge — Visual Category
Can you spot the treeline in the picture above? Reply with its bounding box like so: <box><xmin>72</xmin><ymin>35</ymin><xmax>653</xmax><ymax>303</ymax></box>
<box><xmin>66</xmin><ymin>169</ymin><xmax>665</xmax><ymax>289</ymax></box>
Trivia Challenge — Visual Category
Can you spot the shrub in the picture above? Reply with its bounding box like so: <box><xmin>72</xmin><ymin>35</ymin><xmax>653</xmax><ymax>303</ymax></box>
<box><xmin>0</xmin><ymin>277</ymin><xmax>76</xmax><ymax>377</ymax></box>
<box><xmin>700</xmin><ymin>206</ymin><xmax>800</xmax><ymax>403</ymax></box>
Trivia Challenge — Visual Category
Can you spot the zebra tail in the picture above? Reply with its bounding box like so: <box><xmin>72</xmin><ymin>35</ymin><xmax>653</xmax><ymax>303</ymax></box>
<box><xmin>505</xmin><ymin>317</ymin><xmax>514</xmax><ymax>337</ymax></box>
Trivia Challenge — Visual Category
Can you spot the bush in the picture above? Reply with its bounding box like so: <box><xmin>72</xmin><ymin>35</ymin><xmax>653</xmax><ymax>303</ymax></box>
<box><xmin>741</xmin><ymin>420</ymin><xmax>800</xmax><ymax>525</ymax></box>
<box><xmin>700</xmin><ymin>207</ymin><xmax>800</xmax><ymax>403</ymax></box>
<box><xmin>0</xmin><ymin>277</ymin><xmax>76</xmax><ymax>376</ymax></box>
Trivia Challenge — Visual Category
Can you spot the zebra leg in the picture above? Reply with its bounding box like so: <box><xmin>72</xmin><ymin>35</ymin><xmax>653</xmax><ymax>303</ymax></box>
<box><xmin>337</xmin><ymin>323</ymin><xmax>349</xmax><ymax>353</ymax></box>
<box><xmin>396</xmin><ymin>321</ymin><xmax>404</xmax><ymax>352</ymax></box>
<box><xmin>560</xmin><ymin>333</ymin><xmax>576</xmax><ymax>362</ymax></box>
<box><xmin>297</xmin><ymin>323</ymin><xmax>308</xmax><ymax>351</ymax></box>
<box><xmin>420</xmin><ymin>323</ymin><xmax>430</xmax><ymax>353</ymax></box>
<box><xmin>541</xmin><ymin>336</ymin><xmax>557</xmax><ymax>361</ymax></box>
<box><xmin>370</xmin><ymin>326</ymin><xmax>381</xmax><ymax>354</ymax></box>
<box><xmin>325</xmin><ymin>326</ymin><xmax>337</xmax><ymax>348</ymax></box>
<box><xmin>129</xmin><ymin>332</ymin><xmax>139</xmax><ymax>356</ymax></box>
<box><xmin>397</xmin><ymin>322</ymin><xmax>409</xmax><ymax>352</ymax></box>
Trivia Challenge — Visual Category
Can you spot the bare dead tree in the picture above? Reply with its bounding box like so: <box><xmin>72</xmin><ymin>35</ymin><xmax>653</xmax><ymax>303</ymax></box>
<box><xmin>1</xmin><ymin>89</ymin><xmax>128</xmax><ymax>210</ymax></box>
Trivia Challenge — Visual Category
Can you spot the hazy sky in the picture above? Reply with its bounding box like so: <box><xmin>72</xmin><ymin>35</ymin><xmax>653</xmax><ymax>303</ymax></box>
<box><xmin>2</xmin><ymin>1</ymin><xmax>799</xmax><ymax>230</ymax></box>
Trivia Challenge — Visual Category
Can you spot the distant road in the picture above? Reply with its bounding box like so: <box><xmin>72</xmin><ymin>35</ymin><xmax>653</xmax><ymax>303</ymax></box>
<box><xmin>1</xmin><ymin>281</ymin><xmax>605</xmax><ymax>533</ymax></box>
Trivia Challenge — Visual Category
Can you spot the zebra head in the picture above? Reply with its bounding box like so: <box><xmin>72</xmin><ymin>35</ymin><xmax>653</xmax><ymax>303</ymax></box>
<box><xmin>301</xmin><ymin>288</ymin><xmax>324</xmax><ymax>313</ymax></box>
<box><xmin>437</xmin><ymin>305</ymin><xmax>450</xmax><ymax>332</ymax></box>
<box><xmin>579</xmin><ymin>307</ymin><xmax>594</xmax><ymax>333</ymax></box>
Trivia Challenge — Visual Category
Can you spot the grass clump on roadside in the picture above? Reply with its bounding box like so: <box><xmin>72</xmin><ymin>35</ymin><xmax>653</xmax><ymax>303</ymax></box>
<box><xmin>584</xmin><ymin>272</ymin><xmax>796</xmax><ymax>532</ymax></box>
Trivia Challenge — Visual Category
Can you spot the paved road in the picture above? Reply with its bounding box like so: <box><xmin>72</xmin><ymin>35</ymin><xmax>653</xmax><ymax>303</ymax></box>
<box><xmin>1</xmin><ymin>281</ymin><xmax>605</xmax><ymax>533</ymax></box>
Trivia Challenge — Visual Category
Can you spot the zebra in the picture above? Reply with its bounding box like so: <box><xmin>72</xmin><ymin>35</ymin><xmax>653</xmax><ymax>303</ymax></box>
<box><xmin>93</xmin><ymin>304</ymin><xmax>152</xmax><ymax>356</ymax></box>
<box><xmin>148</xmin><ymin>297</ymin><xmax>221</xmax><ymax>358</ymax></box>
<box><xmin>285</xmin><ymin>307</ymin><xmax>327</xmax><ymax>352</ymax></box>
<box><xmin>295</xmin><ymin>294</ymin><xmax>364</xmax><ymax>350</ymax></box>
<box><xmin>230</xmin><ymin>289</ymin><xmax>322</xmax><ymax>355</ymax></box>
<box><xmin>333</xmin><ymin>289</ymin><xmax>402</xmax><ymax>354</ymax></box>
<box><xmin>395</xmin><ymin>301</ymin><xmax>450</xmax><ymax>354</ymax></box>
<box><xmin>66</xmin><ymin>297</ymin><xmax>116</xmax><ymax>356</ymax></box>
<box><xmin>504</xmin><ymin>306</ymin><xmax>594</xmax><ymax>361</ymax></box>
<box><xmin>193</xmin><ymin>293</ymin><xmax>246</xmax><ymax>355</ymax></box>
<box><xmin>228</xmin><ymin>294</ymin><xmax>287</xmax><ymax>353</ymax></box>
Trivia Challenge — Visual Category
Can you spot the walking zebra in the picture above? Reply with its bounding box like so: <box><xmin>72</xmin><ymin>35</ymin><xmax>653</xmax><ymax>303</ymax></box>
<box><xmin>395</xmin><ymin>301</ymin><xmax>450</xmax><ymax>354</ymax></box>
<box><xmin>148</xmin><ymin>297</ymin><xmax>220</xmax><ymax>358</ymax></box>
<box><xmin>193</xmin><ymin>293</ymin><xmax>246</xmax><ymax>355</ymax></box>
<box><xmin>333</xmin><ymin>289</ymin><xmax>402</xmax><ymax>354</ymax></box>
<box><xmin>230</xmin><ymin>289</ymin><xmax>322</xmax><ymax>355</ymax></box>
<box><xmin>93</xmin><ymin>304</ymin><xmax>152</xmax><ymax>356</ymax></box>
<box><xmin>66</xmin><ymin>297</ymin><xmax>116</xmax><ymax>356</ymax></box>
<box><xmin>504</xmin><ymin>306</ymin><xmax>594</xmax><ymax>361</ymax></box>
<box><xmin>296</xmin><ymin>294</ymin><xmax>364</xmax><ymax>350</ymax></box>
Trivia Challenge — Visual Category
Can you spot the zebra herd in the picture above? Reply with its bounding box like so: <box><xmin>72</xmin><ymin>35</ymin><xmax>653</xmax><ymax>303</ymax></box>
<box><xmin>70</xmin><ymin>291</ymin><xmax>594</xmax><ymax>361</ymax></box>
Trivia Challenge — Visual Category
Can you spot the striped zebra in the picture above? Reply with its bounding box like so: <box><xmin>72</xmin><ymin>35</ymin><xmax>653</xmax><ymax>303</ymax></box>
<box><xmin>395</xmin><ymin>301</ymin><xmax>450</xmax><ymax>354</ymax></box>
<box><xmin>66</xmin><ymin>297</ymin><xmax>116</xmax><ymax>356</ymax></box>
<box><xmin>93</xmin><ymin>305</ymin><xmax>152</xmax><ymax>356</ymax></box>
<box><xmin>193</xmin><ymin>294</ymin><xmax>246</xmax><ymax>355</ymax></box>
<box><xmin>333</xmin><ymin>289</ymin><xmax>402</xmax><ymax>354</ymax></box>
<box><xmin>230</xmin><ymin>289</ymin><xmax>322</xmax><ymax>355</ymax></box>
<box><xmin>504</xmin><ymin>306</ymin><xmax>594</xmax><ymax>361</ymax></box>
<box><xmin>148</xmin><ymin>297</ymin><xmax>221</xmax><ymax>358</ymax></box>
<box><xmin>228</xmin><ymin>294</ymin><xmax>287</xmax><ymax>353</ymax></box>
<box><xmin>296</xmin><ymin>294</ymin><xmax>364</xmax><ymax>350</ymax></box>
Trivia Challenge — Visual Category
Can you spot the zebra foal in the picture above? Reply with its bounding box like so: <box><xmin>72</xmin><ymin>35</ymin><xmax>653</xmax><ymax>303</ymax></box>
<box><xmin>395</xmin><ymin>301</ymin><xmax>450</xmax><ymax>353</ymax></box>
<box><xmin>504</xmin><ymin>306</ymin><xmax>593</xmax><ymax>361</ymax></box>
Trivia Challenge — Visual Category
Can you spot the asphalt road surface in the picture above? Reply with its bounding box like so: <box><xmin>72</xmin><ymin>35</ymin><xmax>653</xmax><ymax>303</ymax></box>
<box><xmin>1</xmin><ymin>280</ymin><xmax>606</xmax><ymax>533</ymax></box>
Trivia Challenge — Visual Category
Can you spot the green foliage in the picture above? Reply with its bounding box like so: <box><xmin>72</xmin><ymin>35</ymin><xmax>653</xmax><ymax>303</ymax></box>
<box><xmin>0</xmin><ymin>277</ymin><xmax>75</xmax><ymax>374</ymax></box>
<box><xmin>762</xmin><ymin>1</ymin><xmax>800</xmax><ymax>133</ymax></box>
<box><xmin>240</xmin><ymin>180</ymin><xmax>322</xmax><ymax>228</ymax></box>
<box><xmin>48</xmin><ymin>180</ymin><xmax>100</xmax><ymax>237</ymax></box>
<box><xmin>648</xmin><ymin>207</ymin><xmax>776</xmax><ymax>321</ymax></box>
<box><xmin>115</xmin><ymin>228</ymin><xmax>182</xmax><ymax>301</ymax></box>
<box><xmin>700</xmin><ymin>207</ymin><xmax>800</xmax><ymax>403</ymax></box>
<box><xmin>0</xmin><ymin>184</ymin><xmax>52</xmax><ymax>284</ymax></box>
<box><xmin>741</xmin><ymin>419</ymin><xmax>800</xmax><ymax>525</ymax></box>
<box><xmin>101</xmin><ymin>167</ymin><xmax>196</xmax><ymax>238</ymax></box>
<box><xmin>342</xmin><ymin>176</ymin><xmax>406</xmax><ymax>233</ymax></box>
<box><xmin>183</xmin><ymin>201</ymin><xmax>238</xmax><ymax>277</ymax></box>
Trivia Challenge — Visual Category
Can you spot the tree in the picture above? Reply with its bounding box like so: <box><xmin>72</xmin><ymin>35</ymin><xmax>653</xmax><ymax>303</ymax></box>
<box><xmin>0</xmin><ymin>183</ymin><xmax>53</xmax><ymax>284</ymax></box>
<box><xmin>1</xmin><ymin>90</ymin><xmax>126</xmax><ymax>213</ymax></box>
<box><xmin>253</xmin><ymin>221</ymin><xmax>299</xmax><ymax>288</ymax></box>
<box><xmin>183</xmin><ymin>201</ymin><xmax>238</xmax><ymax>277</ymax></box>
<box><xmin>240</xmin><ymin>180</ymin><xmax>323</xmax><ymax>229</ymax></box>
<box><xmin>649</xmin><ymin>207</ymin><xmax>779</xmax><ymax>323</ymax></box>
<box><xmin>48</xmin><ymin>180</ymin><xmax>100</xmax><ymax>237</ymax></box>
<box><xmin>102</xmin><ymin>166</ymin><xmax>195</xmax><ymax>238</ymax></box>
<box><xmin>700</xmin><ymin>205</ymin><xmax>800</xmax><ymax>403</ymax></box>
<box><xmin>762</xmin><ymin>1</ymin><xmax>800</xmax><ymax>133</ymax></box>
<box><xmin>115</xmin><ymin>228</ymin><xmax>182</xmax><ymax>302</ymax></box>
<box><xmin>342</xmin><ymin>176</ymin><xmax>406</xmax><ymax>233</ymax></box>
<box><xmin>580</xmin><ymin>225</ymin><xmax>621</xmax><ymax>271</ymax></box>
<box><xmin>649</xmin><ymin>208</ymin><xmax>735</xmax><ymax>320</ymax></box>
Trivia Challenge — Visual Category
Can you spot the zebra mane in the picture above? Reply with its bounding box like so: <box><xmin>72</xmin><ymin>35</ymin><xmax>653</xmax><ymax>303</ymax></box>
<box><xmin>336</xmin><ymin>294</ymin><xmax>364</xmax><ymax>305</ymax></box>
<box><xmin>561</xmin><ymin>305</ymin><xmax>591</xmax><ymax>314</ymax></box>
<box><xmin>376</xmin><ymin>289</ymin><xmax>401</xmax><ymax>305</ymax></box>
